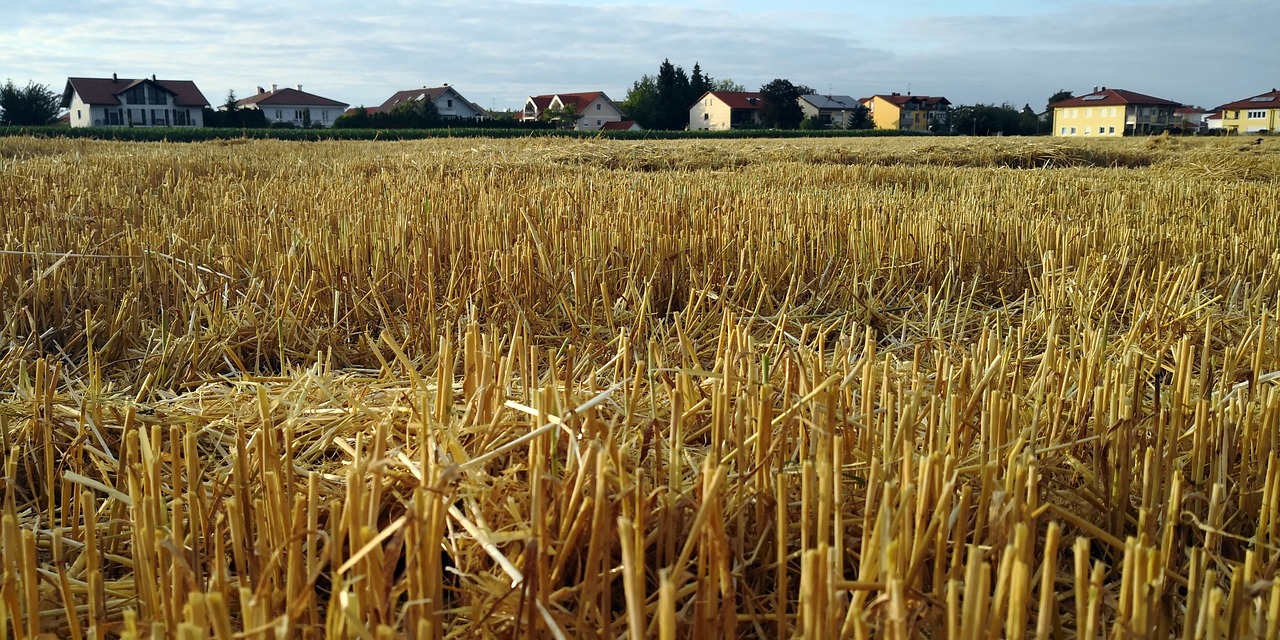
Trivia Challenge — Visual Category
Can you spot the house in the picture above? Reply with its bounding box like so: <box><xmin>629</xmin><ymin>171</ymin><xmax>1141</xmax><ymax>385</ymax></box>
<box><xmin>1048</xmin><ymin>87</ymin><xmax>1180</xmax><ymax>137</ymax></box>
<box><xmin>859</xmin><ymin>93</ymin><xmax>950</xmax><ymax>132</ymax></box>
<box><xmin>689</xmin><ymin>91</ymin><xmax>763</xmax><ymax>130</ymax></box>
<box><xmin>373</xmin><ymin>84</ymin><xmax>487</xmax><ymax>121</ymax></box>
<box><xmin>1172</xmin><ymin>106</ymin><xmax>1208</xmax><ymax>134</ymax></box>
<box><xmin>234</xmin><ymin>84</ymin><xmax>348</xmax><ymax>128</ymax></box>
<box><xmin>797</xmin><ymin>94</ymin><xmax>861</xmax><ymax>128</ymax></box>
<box><xmin>521</xmin><ymin>92</ymin><xmax>626</xmax><ymax>131</ymax></box>
<box><xmin>1215</xmin><ymin>89</ymin><xmax>1280</xmax><ymax>134</ymax></box>
<box><xmin>61</xmin><ymin>74</ymin><xmax>209</xmax><ymax>128</ymax></box>
<box><xmin>1204</xmin><ymin>111</ymin><xmax>1224</xmax><ymax>132</ymax></box>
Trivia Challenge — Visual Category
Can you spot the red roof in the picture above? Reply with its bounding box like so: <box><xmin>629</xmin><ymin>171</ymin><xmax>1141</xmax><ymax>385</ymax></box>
<box><xmin>703</xmin><ymin>91</ymin><xmax>764</xmax><ymax>110</ymax></box>
<box><xmin>1048</xmin><ymin>88</ymin><xmax>1180</xmax><ymax>109</ymax></box>
<box><xmin>859</xmin><ymin>94</ymin><xmax>950</xmax><ymax>108</ymax></box>
<box><xmin>1214</xmin><ymin>89</ymin><xmax>1280</xmax><ymax>112</ymax></box>
<box><xmin>236</xmin><ymin>87</ymin><xmax>347</xmax><ymax>108</ymax></box>
<box><xmin>601</xmin><ymin>120</ymin><xmax>639</xmax><ymax>131</ymax></box>
<box><xmin>62</xmin><ymin>76</ymin><xmax>210</xmax><ymax>108</ymax></box>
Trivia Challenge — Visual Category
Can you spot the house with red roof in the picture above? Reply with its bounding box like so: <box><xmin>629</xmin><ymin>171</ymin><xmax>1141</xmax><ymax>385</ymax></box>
<box><xmin>858</xmin><ymin>93</ymin><xmax>950</xmax><ymax>132</ymax></box>
<box><xmin>61</xmin><ymin>74</ymin><xmax>210</xmax><ymax>128</ymax></box>
<box><xmin>689</xmin><ymin>91</ymin><xmax>764</xmax><ymax>130</ymax></box>
<box><xmin>520</xmin><ymin>92</ymin><xmax>627</xmax><ymax>131</ymax></box>
<box><xmin>1048</xmin><ymin>87</ymin><xmax>1180</xmax><ymax>137</ymax></box>
<box><xmin>1215</xmin><ymin>89</ymin><xmax>1280</xmax><ymax>134</ymax></box>
<box><xmin>371</xmin><ymin>85</ymin><xmax>487</xmax><ymax>121</ymax></box>
<box><xmin>234</xmin><ymin>84</ymin><xmax>348</xmax><ymax>128</ymax></box>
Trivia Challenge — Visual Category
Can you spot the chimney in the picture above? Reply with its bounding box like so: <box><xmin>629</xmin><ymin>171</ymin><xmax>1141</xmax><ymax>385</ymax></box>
<box><xmin>1093</xmin><ymin>86</ymin><xmax>1099</xmax><ymax>93</ymax></box>
<box><xmin>152</xmin><ymin>74</ymin><xmax>156</xmax><ymax>81</ymax></box>
<box><xmin>271</xmin><ymin>83</ymin><xmax>277</xmax><ymax>92</ymax></box>
<box><xmin>112</xmin><ymin>73</ymin><xmax>118</xmax><ymax>82</ymax></box>
<box><xmin>257</xmin><ymin>86</ymin><xmax>265</xmax><ymax>94</ymax></box>
<box><xmin>295</xmin><ymin>84</ymin><xmax>302</xmax><ymax>91</ymax></box>
<box><xmin>443</xmin><ymin>82</ymin><xmax>449</xmax><ymax>87</ymax></box>
<box><xmin>1101</xmin><ymin>86</ymin><xmax>1107</xmax><ymax>91</ymax></box>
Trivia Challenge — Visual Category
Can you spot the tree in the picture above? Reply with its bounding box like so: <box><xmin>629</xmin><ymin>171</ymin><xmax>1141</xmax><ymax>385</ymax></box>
<box><xmin>690</xmin><ymin>63</ymin><xmax>713</xmax><ymax>99</ymax></box>
<box><xmin>654</xmin><ymin>59</ymin><xmax>693</xmax><ymax>130</ymax></box>
<box><xmin>539</xmin><ymin>103</ymin><xmax>581</xmax><ymax>129</ymax></box>
<box><xmin>847</xmin><ymin>103</ymin><xmax>871</xmax><ymax>129</ymax></box>
<box><xmin>713</xmin><ymin>79</ymin><xmax>746</xmax><ymax>93</ymax></box>
<box><xmin>758</xmin><ymin>79</ymin><xmax>813</xmax><ymax>129</ymax></box>
<box><xmin>950</xmin><ymin>103</ymin><xmax>1024</xmax><ymax>136</ymax></box>
<box><xmin>1046</xmin><ymin>90</ymin><xmax>1073</xmax><ymax>109</ymax></box>
<box><xmin>621</xmin><ymin>75</ymin><xmax>661</xmax><ymax>130</ymax></box>
<box><xmin>0</xmin><ymin>79</ymin><xmax>62</xmax><ymax>126</ymax></box>
<box><xmin>1019</xmin><ymin>104</ymin><xmax>1041</xmax><ymax>136</ymax></box>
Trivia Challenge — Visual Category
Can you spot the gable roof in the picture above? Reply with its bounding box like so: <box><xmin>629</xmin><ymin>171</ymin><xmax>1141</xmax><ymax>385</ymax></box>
<box><xmin>236</xmin><ymin>87</ymin><xmax>347</xmax><ymax>109</ymax></box>
<box><xmin>375</xmin><ymin>86</ymin><xmax>481</xmax><ymax>114</ymax></box>
<box><xmin>62</xmin><ymin>76</ymin><xmax>210</xmax><ymax>108</ymax></box>
<box><xmin>601</xmin><ymin>120</ymin><xmax>640</xmax><ymax>131</ymax></box>
<box><xmin>702</xmin><ymin>91</ymin><xmax>764</xmax><ymax>110</ymax></box>
<box><xmin>1048</xmin><ymin>88</ymin><xmax>1180</xmax><ymax>109</ymax></box>
<box><xmin>800</xmin><ymin>94</ymin><xmax>860</xmax><ymax>110</ymax></box>
<box><xmin>554</xmin><ymin>92</ymin><xmax>608</xmax><ymax>115</ymax></box>
<box><xmin>1215</xmin><ymin>89</ymin><xmax>1280</xmax><ymax>112</ymax></box>
<box><xmin>859</xmin><ymin>94</ymin><xmax>950</xmax><ymax>108</ymax></box>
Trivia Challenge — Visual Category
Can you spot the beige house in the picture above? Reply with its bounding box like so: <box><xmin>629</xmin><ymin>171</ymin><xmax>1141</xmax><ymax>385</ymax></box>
<box><xmin>521</xmin><ymin>92</ymin><xmax>626</xmax><ymax>131</ymax></box>
<box><xmin>689</xmin><ymin>91</ymin><xmax>763</xmax><ymax>130</ymax></box>
<box><xmin>373</xmin><ymin>85</ymin><xmax>488</xmax><ymax>121</ymax></box>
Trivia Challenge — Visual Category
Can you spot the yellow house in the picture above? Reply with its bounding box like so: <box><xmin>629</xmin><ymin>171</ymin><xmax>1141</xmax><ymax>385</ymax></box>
<box><xmin>1216</xmin><ymin>89</ymin><xmax>1280</xmax><ymax>134</ymax></box>
<box><xmin>858</xmin><ymin>93</ymin><xmax>950</xmax><ymax>132</ymax></box>
<box><xmin>1049</xmin><ymin>88</ymin><xmax>1180</xmax><ymax>137</ymax></box>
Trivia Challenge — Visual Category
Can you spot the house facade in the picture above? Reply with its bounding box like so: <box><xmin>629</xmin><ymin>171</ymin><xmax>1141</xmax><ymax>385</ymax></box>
<box><xmin>61</xmin><ymin>75</ymin><xmax>209</xmax><ymax>128</ymax></box>
<box><xmin>374</xmin><ymin>85</ymin><xmax>487</xmax><ymax>121</ymax></box>
<box><xmin>798</xmin><ymin>94</ymin><xmax>861</xmax><ymax>128</ymax></box>
<box><xmin>234</xmin><ymin>85</ymin><xmax>348</xmax><ymax>128</ymax></box>
<box><xmin>1049</xmin><ymin>88</ymin><xmax>1180</xmax><ymax>137</ymax></box>
<box><xmin>521</xmin><ymin>92</ymin><xmax>625</xmax><ymax>131</ymax></box>
<box><xmin>859</xmin><ymin>93</ymin><xmax>950</xmax><ymax>132</ymax></box>
<box><xmin>1216</xmin><ymin>89</ymin><xmax>1280</xmax><ymax>134</ymax></box>
<box><xmin>689</xmin><ymin>91</ymin><xmax>763</xmax><ymax>130</ymax></box>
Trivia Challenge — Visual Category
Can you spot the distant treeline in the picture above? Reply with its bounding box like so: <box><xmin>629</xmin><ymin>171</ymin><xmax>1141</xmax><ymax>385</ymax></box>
<box><xmin>0</xmin><ymin>126</ymin><xmax>928</xmax><ymax>142</ymax></box>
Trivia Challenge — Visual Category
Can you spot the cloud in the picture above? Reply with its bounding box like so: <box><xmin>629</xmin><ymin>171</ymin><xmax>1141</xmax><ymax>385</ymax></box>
<box><xmin>0</xmin><ymin>0</ymin><xmax>1275</xmax><ymax>112</ymax></box>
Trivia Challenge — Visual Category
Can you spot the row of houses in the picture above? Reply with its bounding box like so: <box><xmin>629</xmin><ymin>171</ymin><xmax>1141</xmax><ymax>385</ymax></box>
<box><xmin>57</xmin><ymin>74</ymin><xmax>1280</xmax><ymax>136</ymax></box>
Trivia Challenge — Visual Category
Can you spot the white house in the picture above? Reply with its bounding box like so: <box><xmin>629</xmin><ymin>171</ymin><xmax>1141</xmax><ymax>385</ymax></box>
<box><xmin>798</xmin><ymin>94</ymin><xmax>861</xmax><ymax>128</ymax></box>
<box><xmin>234</xmin><ymin>84</ymin><xmax>348</xmax><ymax>128</ymax></box>
<box><xmin>373</xmin><ymin>85</ymin><xmax>487</xmax><ymax>121</ymax></box>
<box><xmin>521</xmin><ymin>92</ymin><xmax>627</xmax><ymax>131</ymax></box>
<box><xmin>61</xmin><ymin>75</ymin><xmax>209</xmax><ymax>128</ymax></box>
<box><xmin>689</xmin><ymin>91</ymin><xmax>763</xmax><ymax>131</ymax></box>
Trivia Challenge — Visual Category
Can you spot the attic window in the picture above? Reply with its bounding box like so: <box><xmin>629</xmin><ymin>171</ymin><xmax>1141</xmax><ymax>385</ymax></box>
<box><xmin>1082</xmin><ymin>95</ymin><xmax>1106</xmax><ymax>101</ymax></box>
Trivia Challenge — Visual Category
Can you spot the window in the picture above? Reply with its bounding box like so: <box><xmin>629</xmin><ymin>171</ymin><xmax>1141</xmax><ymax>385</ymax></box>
<box><xmin>76</xmin><ymin>110</ymin><xmax>81</xmax><ymax>120</ymax></box>
<box><xmin>446</xmin><ymin>99</ymin><xmax>453</xmax><ymax>108</ymax></box>
<box><xmin>596</xmin><ymin>120</ymin><xmax>601</xmax><ymax>126</ymax></box>
<box><xmin>1085</xmin><ymin>109</ymin><xmax>1092</xmax><ymax>118</ymax></box>
<box><xmin>1108</xmin><ymin>126</ymin><xmax>1115</xmax><ymax>134</ymax></box>
<box><xmin>1070</xmin><ymin>127</ymin><xmax>1076</xmax><ymax>134</ymax></box>
<box><xmin>1060</xmin><ymin>127</ymin><xmax>1066</xmax><ymax>135</ymax></box>
<box><xmin>147</xmin><ymin>85</ymin><xmax>167</xmax><ymax>105</ymax></box>
<box><xmin>295</xmin><ymin>110</ymin><xmax>304</xmax><ymax>120</ymax></box>
<box><xmin>124</xmin><ymin>86</ymin><xmax>145</xmax><ymax>104</ymax></box>
<box><xmin>1084</xmin><ymin>127</ymin><xmax>1091</xmax><ymax>135</ymax></box>
<box><xmin>275</xmin><ymin>110</ymin><xmax>283</xmax><ymax>120</ymax></box>
<box><xmin>1248</xmin><ymin>110</ymin><xmax>1267</xmax><ymax>119</ymax></box>
<box><xmin>596</xmin><ymin>103</ymin><xmax>601</xmax><ymax>110</ymax></box>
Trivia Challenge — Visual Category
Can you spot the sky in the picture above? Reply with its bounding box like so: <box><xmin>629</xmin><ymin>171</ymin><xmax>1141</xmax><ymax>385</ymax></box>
<box><xmin>1</xmin><ymin>0</ymin><xmax>1277</xmax><ymax>114</ymax></box>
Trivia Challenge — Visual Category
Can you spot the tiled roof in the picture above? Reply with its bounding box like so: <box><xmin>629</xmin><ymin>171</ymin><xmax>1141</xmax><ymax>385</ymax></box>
<box><xmin>859</xmin><ymin>94</ymin><xmax>950</xmax><ymax>108</ymax></box>
<box><xmin>800</xmin><ymin>94</ymin><xmax>859</xmax><ymax>109</ymax></box>
<box><xmin>1048</xmin><ymin>88</ymin><xmax>1180</xmax><ymax>109</ymax></box>
<box><xmin>1214</xmin><ymin>89</ymin><xmax>1280</xmax><ymax>112</ymax></box>
<box><xmin>601</xmin><ymin>120</ymin><xmax>639</xmax><ymax>131</ymax></box>
<box><xmin>704</xmin><ymin>91</ymin><xmax>764</xmax><ymax>110</ymax></box>
<box><xmin>62</xmin><ymin>76</ymin><xmax>210</xmax><ymax>108</ymax></box>
<box><xmin>555</xmin><ymin>92</ymin><xmax>606</xmax><ymax>115</ymax></box>
<box><xmin>236</xmin><ymin>87</ymin><xmax>347</xmax><ymax>108</ymax></box>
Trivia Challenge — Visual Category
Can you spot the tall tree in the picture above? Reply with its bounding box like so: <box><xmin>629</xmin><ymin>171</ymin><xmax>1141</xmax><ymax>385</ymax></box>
<box><xmin>1046</xmin><ymin>90</ymin><xmax>1074</xmax><ymax>109</ymax></box>
<box><xmin>0</xmin><ymin>79</ymin><xmax>62</xmax><ymax>126</ymax></box>
<box><xmin>758</xmin><ymin>79</ymin><xmax>813</xmax><ymax>129</ymax></box>
<box><xmin>621</xmin><ymin>75</ymin><xmax>661</xmax><ymax>130</ymax></box>
<box><xmin>1019</xmin><ymin>104</ymin><xmax>1041</xmax><ymax>135</ymax></box>
<box><xmin>690</xmin><ymin>63</ymin><xmax>713</xmax><ymax>99</ymax></box>
<box><xmin>847</xmin><ymin>103</ymin><xmax>871</xmax><ymax>129</ymax></box>
<box><xmin>654</xmin><ymin>59</ymin><xmax>692</xmax><ymax>130</ymax></box>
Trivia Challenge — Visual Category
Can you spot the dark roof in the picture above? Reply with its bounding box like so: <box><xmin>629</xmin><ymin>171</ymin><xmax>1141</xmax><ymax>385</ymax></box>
<box><xmin>62</xmin><ymin>76</ymin><xmax>210</xmax><ymax>108</ymax></box>
<box><xmin>800</xmin><ymin>94</ymin><xmax>860</xmax><ymax>110</ymax></box>
<box><xmin>377</xmin><ymin>86</ymin><xmax>458</xmax><ymax>113</ymax></box>
<box><xmin>1215</xmin><ymin>89</ymin><xmax>1280</xmax><ymax>112</ymax></box>
<box><xmin>236</xmin><ymin>87</ymin><xmax>347</xmax><ymax>108</ymax></box>
<box><xmin>1048</xmin><ymin>88</ymin><xmax>1180</xmax><ymax>109</ymax></box>
<box><xmin>701</xmin><ymin>91</ymin><xmax>764</xmax><ymax>110</ymax></box>
<box><xmin>859</xmin><ymin>94</ymin><xmax>950</xmax><ymax>108</ymax></box>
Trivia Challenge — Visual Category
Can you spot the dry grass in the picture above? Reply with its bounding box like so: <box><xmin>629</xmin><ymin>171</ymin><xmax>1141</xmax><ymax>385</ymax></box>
<box><xmin>1</xmin><ymin>135</ymin><xmax>1279</xmax><ymax>638</ymax></box>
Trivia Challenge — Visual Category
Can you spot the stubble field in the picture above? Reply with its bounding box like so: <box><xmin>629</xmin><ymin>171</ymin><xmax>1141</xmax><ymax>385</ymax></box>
<box><xmin>1</xmin><ymin>134</ymin><xmax>1279</xmax><ymax>638</ymax></box>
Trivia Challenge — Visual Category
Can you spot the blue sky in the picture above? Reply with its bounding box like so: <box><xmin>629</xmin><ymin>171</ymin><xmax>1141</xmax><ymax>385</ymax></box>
<box><xmin>1</xmin><ymin>0</ymin><xmax>1276</xmax><ymax>113</ymax></box>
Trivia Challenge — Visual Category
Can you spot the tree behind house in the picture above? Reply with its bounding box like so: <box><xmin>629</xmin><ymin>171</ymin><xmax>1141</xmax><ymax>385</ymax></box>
<box><xmin>758</xmin><ymin>79</ymin><xmax>814</xmax><ymax>129</ymax></box>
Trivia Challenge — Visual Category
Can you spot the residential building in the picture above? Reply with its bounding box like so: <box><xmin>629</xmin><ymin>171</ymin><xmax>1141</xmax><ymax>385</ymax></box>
<box><xmin>1216</xmin><ymin>89</ymin><xmax>1280</xmax><ymax>134</ymax></box>
<box><xmin>1048</xmin><ymin>88</ymin><xmax>1180</xmax><ymax>137</ymax></box>
<box><xmin>374</xmin><ymin>85</ymin><xmax>488</xmax><ymax>121</ymax></box>
<box><xmin>521</xmin><ymin>92</ymin><xmax>626</xmax><ymax>131</ymax></box>
<box><xmin>689</xmin><ymin>91</ymin><xmax>763</xmax><ymax>130</ymax></box>
<box><xmin>61</xmin><ymin>74</ymin><xmax>209</xmax><ymax>128</ymax></box>
<box><xmin>1205</xmin><ymin>111</ymin><xmax>1224</xmax><ymax>132</ymax></box>
<box><xmin>1172</xmin><ymin>106</ymin><xmax>1208</xmax><ymax>134</ymax></box>
<box><xmin>797</xmin><ymin>94</ymin><xmax>861</xmax><ymax>128</ymax></box>
<box><xmin>859</xmin><ymin>93</ymin><xmax>950</xmax><ymax>132</ymax></box>
<box><xmin>601</xmin><ymin>120</ymin><xmax>642</xmax><ymax>131</ymax></box>
<box><xmin>234</xmin><ymin>84</ymin><xmax>348</xmax><ymax>128</ymax></box>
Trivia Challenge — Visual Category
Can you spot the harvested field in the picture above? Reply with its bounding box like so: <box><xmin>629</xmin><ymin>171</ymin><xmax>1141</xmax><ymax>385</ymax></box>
<box><xmin>1</xmin><ymin>135</ymin><xmax>1279</xmax><ymax>638</ymax></box>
